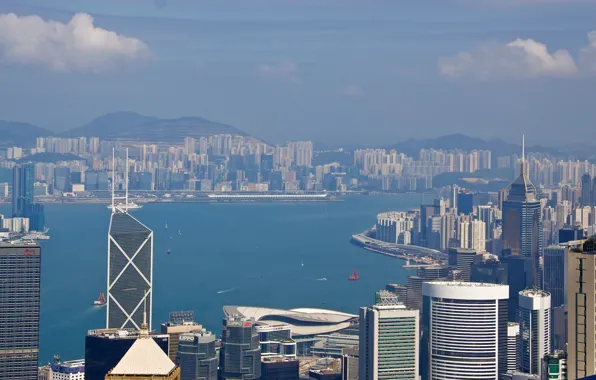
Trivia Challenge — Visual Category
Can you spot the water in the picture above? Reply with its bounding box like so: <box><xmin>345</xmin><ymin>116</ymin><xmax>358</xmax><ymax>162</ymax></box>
<box><xmin>1</xmin><ymin>194</ymin><xmax>423</xmax><ymax>363</ymax></box>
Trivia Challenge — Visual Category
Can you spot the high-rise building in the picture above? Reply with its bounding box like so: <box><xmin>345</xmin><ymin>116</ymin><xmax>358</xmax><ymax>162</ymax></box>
<box><xmin>177</xmin><ymin>330</ymin><xmax>218</xmax><ymax>380</ymax></box>
<box><xmin>48</xmin><ymin>359</ymin><xmax>86</xmax><ymax>380</ymax></box>
<box><xmin>405</xmin><ymin>265</ymin><xmax>451</xmax><ymax>311</ymax></box>
<box><xmin>470</xmin><ymin>253</ymin><xmax>508</xmax><ymax>284</ymax></box>
<box><xmin>341</xmin><ymin>347</ymin><xmax>359</xmax><ymax>380</ymax></box>
<box><xmin>85</xmin><ymin>328</ymin><xmax>170</xmax><ymax>380</ymax></box>
<box><xmin>448</xmin><ymin>247</ymin><xmax>478</xmax><ymax>281</ymax></box>
<box><xmin>581</xmin><ymin>174</ymin><xmax>592</xmax><ymax>207</ymax></box>
<box><xmin>567</xmin><ymin>238</ymin><xmax>596</xmax><ymax>379</ymax></box>
<box><xmin>501</xmin><ymin>255</ymin><xmax>535</xmax><ymax>322</ymax></box>
<box><xmin>421</xmin><ymin>281</ymin><xmax>509</xmax><ymax>380</ymax></box>
<box><xmin>552</xmin><ymin>305</ymin><xmax>568</xmax><ymax>351</ymax></box>
<box><xmin>0</xmin><ymin>242</ymin><xmax>41</xmax><ymax>380</ymax></box>
<box><xmin>260</xmin><ymin>357</ymin><xmax>300</xmax><ymax>380</ymax></box>
<box><xmin>518</xmin><ymin>289</ymin><xmax>551</xmax><ymax>376</ymax></box>
<box><xmin>507</xmin><ymin>322</ymin><xmax>520</xmax><ymax>373</ymax></box>
<box><xmin>542</xmin><ymin>350</ymin><xmax>568</xmax><ymax>380</ymax></box>
<box><xmin>385</xmin><ymin>283</ymin><xmax>408</xmax><ymax>302</ymax></box>
<box><xmin>105</xmin><ymin>313</ymin><xmax>180</xmax><ymax>380</ymax></box>
<box><xmin>457</xmin><ymin>192</ymin><xmax>474</xmax><ymax>215</ymax></box>
<box><xmin>543</xmin><ymin>245</ymin><xmax>568</xmax><ymax>308</ymax></box>
<box><xmin>559</xmin><ymin>226</ymin><xmax>584</xmax><ymax>244</ymax></box>
<box><xmin>161</xmin><ymin>313</ymin><xmax>203</xmax><ymax>362</ymax></box>
<box><xmin>502</xmin><ymin>138</ymin><xmax>542</xmax><ymax>288</ymax></box>
<box><xmin>107</xmin><ymin>211</ymin><xmax>153</xmax><ymax>329</ymax></box>
<box><xmin>219</xmin><ymin>315</ymin><xmax>261</xmax><ymax>380</ymax></box>
<box><xmin>359</xmin><ymin>291</ymin><xmax>419</xmax><ymax>380</ymax></box>
<box><xmin>12</xmin><ymin>163</ymin><xmax>45</xmax><ymax>231</ymax></box>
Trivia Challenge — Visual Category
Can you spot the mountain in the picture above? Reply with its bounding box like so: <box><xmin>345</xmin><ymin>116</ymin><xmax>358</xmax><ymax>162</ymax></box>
<box><xmin>61</xmin><ymin>112</ymin><xmax>250</xmax><ymax>143</ymax></box>
<box><xmin>0</xmin><ymin>121</ymin><xmax>53</xmax><ymax>148</ymax></box>
<box><xmin>390</xmin><ymin>134</ymin><xmax>562</xmax><ymax>158</ymax></box>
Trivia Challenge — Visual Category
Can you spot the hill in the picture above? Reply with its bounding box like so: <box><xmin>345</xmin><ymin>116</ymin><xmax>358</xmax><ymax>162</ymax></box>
<box><xmin>61</xmin><ymin>112</ymin><xmax>250</xmax><ymax>143</ymax></box>
<box><xmin>0</xmin><ymin>121</ymin><xmax>52</xmax><ymax>148</ymax></box>
<box><xmin>16</xmin><ymin>152</ymin><xmax>83</xmax><ymax>164</ymax></box>
<box><xmin>390</xmin><ymin>134</ymin><xmax>562</xmax><ymax>158</ymax></box>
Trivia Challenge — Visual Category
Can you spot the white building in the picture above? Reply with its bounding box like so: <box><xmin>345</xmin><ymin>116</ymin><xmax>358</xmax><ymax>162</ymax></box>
<box><xmin>39</xmin><ymin>359</ymin><xmax>85</xmax><ymax>380</ymax></box>
<box><xmin>507</xmin><ymin>322</ymin><xmax>520</xmax><ymax>373</ymax></box>
<box><xmin>422</xmin><ymin>281</ymin><xmax>509</xmax><ymax>380</ymax></box>
<box><xmin>518</xmin><ymin>289</ymin><xmax>551</xmax><ymax>376</ymax></box>
<box><xmin>359</xmin><ymin>291</ymin><xmax>419</xmax><ymax>380</ymax></box>
<box><xmin>2</xmin><ymin>217</ymin><xmax>30</xmax><ymax>233</ymax></box>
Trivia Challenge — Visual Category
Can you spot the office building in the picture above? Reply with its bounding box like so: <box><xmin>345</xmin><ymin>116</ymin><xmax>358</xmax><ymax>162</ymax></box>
<box><xmin>559</xmin><ymin>226</ymin><xmax>585</xmax><ymax>244</ymax></box>
<box><xmin>421</xmin><ymin>281</ymin><xmax>509</xmax><ymax>380</ymax></box>
<box><xmin>518</xmin><ymin>289</ymin><xmax>551</xmax><ymax>376</ymax></box>
<box><xmin>161</xmin><ymin>318</ymin><xmax>203</xmax><ymax>362</ymax></box>
<box><xmin>107</xmin><ymin>210</ymin><xmax>154</xmax><ymax>330</ymax></box>
<box><xmin>256</xmin><ymin>324</ymin><xmax>296</xmax><ymax>357</ymax></box>
<box><xmin>502</xmin><ymin>255</ymin><xmax>535</xmax><ymax>322</ymax></box>
<box><xmin>47</xmin><ymin>359</ymin><xmax>85</xmax><ymax>380</ymax></box>
<box><xmin>406</xmin><ymin>265</ymin><xmax>451</xmax><ymax>311</ymax></box>
<box><xmin>543</xmin><ymin>245</ymin><xmax>568</xmax><ymax>308</ymax></box>
<box><xmin>341</xmin><ymin>347</ymin><xmax>359</xmax><ymax>380</ymax></box>
<box><xmin>12</xmin><ymin>163</ymin><xmax>45</xmax><ymax>231</ymax></box>
<box><xmin>507</xmin><ymin>322</ymin><xmax>520</xmax><ymax>373</ymax></box>
<box><xmin>105</xmin><ymin>314</ymin><xmax>180</xmax><ymax>380</ymax></box>
<box><xmin>568</xmin><ymin>238</ymin><xmax>596</xmax><ymax>379</ymax></box>
<box><xmin>457</xmin><ymin>191</ymin><xmax>474</xmax><ymax>215</ymax></box>
<box><xmin>448</xmin><ymin>247</ymin><xmax>478</xmax><ymax>281</ymax></box>
<box><xmin>85</xmin><ymin>328</ymin><xmax>170</xmax><ymax>380</ymax></box>
<box><xmin>542</xmin><ymin>350</ymin><xmax>567</xmax><ymax>380</ymax></box>
<box><xmin>385</xmin><ymin>284</ymin><xmax>408</xmax><ymax>302</ymax></box>
<box><xmin>581</xmin><ymin>174</ymin><xmax>592</xmax><ymax>206</ymax></box>
<box><xmin>177</xmin><ymin>330</ymin><xmax>218</xmax><ymax>380</ymax></box>
<box><xmin>0</xmin><ymin>242</ymin><xmax>41</xmax><ymax>380</ymax></box>
<box><xmin>502</xmin><ymin>138</ymin><xmax>542</xmax><ymax>288</ymax></box>
<box><xmin>261</xmin><ymin>357</ymin><xmax>299</xmax><ymax>380</ymax></box>
<box><xmin>552</xmin><ymin>305</ymin><xmax>568</xmax><ymax>351</ymax></box>
<box><xmin>359</xmin><ymin>291</ymin><xmax>419</xmax><ymax>380</ymax></box>
<box><xmin>470</xmin><ymin>252</ymin><xmax>508</xmax><ymax>284</ymax></box>
<box><xmin>219</xmin><ymin>314</ymin><xmax>261</xmax><ymax>380</ymax></box>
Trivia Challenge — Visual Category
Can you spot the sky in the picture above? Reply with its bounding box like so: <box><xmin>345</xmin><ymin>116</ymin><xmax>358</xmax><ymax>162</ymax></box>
<box><xmin>0</xmin><ymin>0</ymin><xmax>595</xmax><ymax>147</ymax></box>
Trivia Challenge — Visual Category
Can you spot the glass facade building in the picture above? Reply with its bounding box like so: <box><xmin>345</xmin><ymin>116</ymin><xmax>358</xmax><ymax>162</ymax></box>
<box><xmin>107</xmin><ymin>211</ymin><xmax>153</xmax><ymax>330</ymax></box>
<box><xmin>518</xmin><ymin>289</ymin><xmax>551</xmax><ymax>376</ymax></box>
<box><xmin>0</xmin><ymin>242</ymin><xmax>41</xmax><ymax>380</ymax></box>
<box><xmin>219</xmin><ymin>315</ymin><xmax>261</xmax><ymax>380</ymax></box>
<box><xmin>543</xmin><ymin>246</ymin><xmax>568</xmax><ymax>308</ymax></box>
<box><xmin>12</xmin><ymin>163</ymin><xmax>45</xmax><ymax>231</ymax></box>
<box><xmin>85</xmin><ymin>329</ymin><xmax>169</xmax><ymax>380</ymax></box>
<box><xmin>177</xmin><ymin>330</ymin><xmax>218</xmax><ymax>380</ymax></box>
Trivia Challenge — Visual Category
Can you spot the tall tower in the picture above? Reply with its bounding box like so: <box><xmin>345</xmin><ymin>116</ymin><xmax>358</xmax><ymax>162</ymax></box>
<box><xmin>567</xmin><ymin>238</ymin><xmax>596</xmax><ymax>379</ymax></box>
<box><xmin>0</xmin><ymin>242</ymin><xmax>41</xmax><ymax>379</ymax></box>
<box><xmin>421</xmin><ymin>281</ymin><xmax>509</xmax><ymax>380</ymax></box>
<box><xmin>107</xmin><ymin>149</ymin><xmax>154</xmax><ymax>330</ymax></box>
<box><xmin>502</xmin><ymin>136</ymin><xmax>543</xmax><ymax>288</ymax></box>
<box><xmin>219</xmin><ymin>315</ymin><xmax>261</xmax><ymax>380</ymax></box>
<box><xmin>518</xmin><ymin>289</ymin><xmax>551</xmax><ymax>376</ymax></box>
<box><xmin>359</xmin><ymin>290</ymin><xmax>419</xmax><ymax>380</ymax></box>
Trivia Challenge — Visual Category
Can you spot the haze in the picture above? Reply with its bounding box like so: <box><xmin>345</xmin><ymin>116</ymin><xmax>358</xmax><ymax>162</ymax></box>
<box><xmin>0</xmin><ymin>0</ymin><xmax>595</xmax><ymax>147</ymax></box>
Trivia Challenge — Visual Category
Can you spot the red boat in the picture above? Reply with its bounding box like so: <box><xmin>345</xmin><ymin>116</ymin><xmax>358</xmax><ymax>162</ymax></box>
<box><xmin>348</xmin><ymin>268</ymin><xmax>359</xmax><ymax>281</ymax></box>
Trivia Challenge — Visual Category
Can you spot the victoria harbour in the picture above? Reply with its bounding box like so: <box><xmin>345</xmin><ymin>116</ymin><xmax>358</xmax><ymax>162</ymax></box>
<box><xmin>4</xmin><ymin>194</ymin><xmax>422</xmax><ymax>363</ymax></box>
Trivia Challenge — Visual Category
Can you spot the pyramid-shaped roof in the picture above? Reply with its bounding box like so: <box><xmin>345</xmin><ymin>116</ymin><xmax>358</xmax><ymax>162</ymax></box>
<box><xmin>109</xmin><ymin>337</ymin><xmax>176</xmax><ymax>376</ymax></box>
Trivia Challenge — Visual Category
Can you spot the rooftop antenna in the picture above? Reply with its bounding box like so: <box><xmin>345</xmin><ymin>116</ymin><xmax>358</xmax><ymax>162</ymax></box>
<box><xmin>125</xmin><ymin>148</ymin><xmax>129</xmax><ymax>213</ymax></box>
<box><xmin>140</xmin><ymin>290</ymin><xmax>149</xmax><ymax>338</ymax></box>
<box><xmin>111</xmin><ymin>148</ymin><xmax>115</xmax><ymax>213</ymax></box>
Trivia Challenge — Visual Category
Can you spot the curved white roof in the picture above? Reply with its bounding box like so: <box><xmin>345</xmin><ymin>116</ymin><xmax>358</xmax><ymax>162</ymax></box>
<box><xmin>223</xmin><ymin>306</ymin><xmax>357</xmax><ymax>337</ymax></box>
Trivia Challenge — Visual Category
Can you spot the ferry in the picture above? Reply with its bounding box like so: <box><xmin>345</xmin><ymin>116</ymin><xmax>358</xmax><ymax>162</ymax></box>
<box><xmin>107</xmin><ymin>201</ymin><xmax>142</xmax><ymax>210</ymax></box>
<box><xmin>348</xmin><ymin>268</ymin><xmax>359</xmax><ymax>281</ymax></box>
<box><xmin>93</xmin><ymin>292</ymin><xmax>106</xmax><ymax>306</ymax></box>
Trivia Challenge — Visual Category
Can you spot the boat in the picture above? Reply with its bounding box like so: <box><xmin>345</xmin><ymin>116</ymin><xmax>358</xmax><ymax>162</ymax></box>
<box><xmin>317</xmin><ymin>278</ymin><xmax>327</xmax><ymax>281</ymax></box>
<box><xmin>165</xmin><ymin>223</ymin><xmax>168</xmax><ymax>229</ymax></box>
<box><xmin>348</xmin><ymin>268</ymin><xmax>359</xmax><ymax>281</ymax></box>
<box><xmin>178</xmin><ymin>230</ymin><xmax>182</xmax><ymax>236</ymax></box>
<box><xmin>301</xmin><ymin>261</ymin><xmax>304</xmax><ymax>267</ymax></box>
<box><xmin>93</xmin><ymin>292</ymin><xmax>106</xmax><ymax>306</ymax></box>
<box><xmin>107</xmin><ymin>201</ymin><xmax>142</xmax><ymax>210</ymax></box>
<box><xmin>167</xmin><ymin>249</ymin><xmax>171</xmax><ymax>255</ymax></box>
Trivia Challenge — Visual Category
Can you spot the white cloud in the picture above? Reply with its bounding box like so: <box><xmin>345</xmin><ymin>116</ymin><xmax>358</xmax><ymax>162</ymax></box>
<box><xmin>340</xmin><ymin>84</ymin><xmax>363</xmax><ymax>97</ymax></box>
<box><xmin>0</xmin><ymin>13</ymin><xmax>149</xmax><ymax>73</ymax></box>
<box><xmin>580</xmin><ymin>31</ymin><xmax>596</xmax><ymax>73</ymax></box>
<box><xmin>256</xmin><ymin>61</ymin><xmax>300</xmax><ymax>83</ymax></box>
<box><xmin>438</xmin><ymin>38</ymin><xmax>578</xmax><ymax>80</ymax></box>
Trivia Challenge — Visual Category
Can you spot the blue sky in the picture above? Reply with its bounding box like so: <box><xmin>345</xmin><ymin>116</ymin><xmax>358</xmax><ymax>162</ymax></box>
<box><xmin>0</xmin><ymin>0</ymin><xmax>595</xmax><ymax>146</ymax></box>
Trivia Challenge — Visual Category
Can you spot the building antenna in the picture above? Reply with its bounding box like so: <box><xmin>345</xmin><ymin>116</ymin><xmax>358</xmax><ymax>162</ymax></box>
<box><xmin>111</xmin><ymin>148</ymin><xmax>115</xmax><ymax>213</ymax></box>
<box><xmin>125</xmin><ymin>148</ymin><xmax>129</xmax><ymax>213</ymax></box>
<box><xmin>522</xmin><ymin>134</ymin><xmax>525</xmax><ymax>163</ymax></box>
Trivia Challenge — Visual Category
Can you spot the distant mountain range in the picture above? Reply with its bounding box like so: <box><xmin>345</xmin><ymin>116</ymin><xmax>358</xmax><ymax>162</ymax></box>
<box><xmin>0</xmin><ymin>111</ymin><xmax>251</xmax><ymax>147</ymax></box>
<box><xmin>389</xmin><ymin>134</ymin><xmax>563</xmax><ymax>158</ymax></box>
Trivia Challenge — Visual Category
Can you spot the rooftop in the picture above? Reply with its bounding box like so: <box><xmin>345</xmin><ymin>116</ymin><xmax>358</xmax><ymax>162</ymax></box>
<box><xmin>426</xmin><ymin>281</ymin><xmax>505</xmax><ymax>288</ymax></box>
<box><xmin>109</xmin><ymin>337</ymin><xmax>176</xmax><ymax>376</ymax></box>
<box><xmin>519</xmin><ymin>289</ymin><xmax>550</xmax><ymax>298</ymax></box>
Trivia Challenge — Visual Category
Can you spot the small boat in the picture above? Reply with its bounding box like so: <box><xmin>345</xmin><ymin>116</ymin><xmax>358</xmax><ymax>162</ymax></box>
<box><xmin>93</xmin><ymin>292</ymin><xmax>106</xmax><ymax>306</ymax></box>
<box><xmin>167</xmin><ymin>249</ymin><xmax>171</xmax><ymax>255</ymax></box>
<box><xmin>107</xmin><ymin>201</ymin><xmax>142</xmax><ymax>210</ymax></box>
<box><xmin>165</xmin><ymin>223</ymin><xmax>168</xmax><ymax>229</ymax></box>
<box><xmin>301</xmin><ymin>261</ymin><xmax>304</xmax><ymax>267</ymax></box>
<box><xmin>348</xmin><ymin>268</ymin><xmax>359</xmax><ymax>281</ymax></box>
<box><xmin>317</xmin><ymin>278</ymin><xmax>327</xmax><ymax>281</ymax></box>
<box><xmin>178</xmin><ymin>230</ymin><xmax>182</xmax><ymax>236</ymax></box>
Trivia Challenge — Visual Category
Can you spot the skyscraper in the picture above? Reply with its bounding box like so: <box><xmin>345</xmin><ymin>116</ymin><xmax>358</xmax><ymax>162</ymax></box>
<box><xmin>219</xmin><ymin>315</ymin><xmax>261</xmax><ymax>380</ymax></box>
<box><xmin>518</xmin><ymin>289</ymin><xmax>551</xmax><ymax>376</ymax></box>
<box><xmin>421</xmin><ymin>281</ymin><xmax>509</xmax><ymax>380</ymax></box>
<box><xmin>470</xmin><ymin>253</ymin><xmax>508</xmax><ymax>285</ymax></box>
<box><xmin>12</xmin><ymin>163</ymin><xmax>45</xmax><ymax>231</ymax></box>
<box><xmin>581</xmin><ymin>174</ymin><xmax>592</xmax><ymax>207</ymax></box>
<box><xmin>359</xmin><ymin>290</ymin><xmax>419</xmax><ymax>380</ymax></box>
<box><xmin>448</xmin><ymin>247</ymin><xmax>478</xmax><ymax>281</ymax></box>
<box><xmin>543</xmin><ymin>245</ymin><xmax>568</xmax><ymax>308</ymax></box>
<box><xmin>507</xmin><ymin>322</ymin><xmax>520</xmax><ymax>374</ymax></box>
<box><xmin>107</xmin><ymin>150</ymin><xmax>154</xmax><ymax>330</ymax></box>
<box><xmin>567</xmin><ymin>238</ymin><xmax>596</xmax><ymax>379</ymax></box>
<box><xmin>502</xmin><ymin>137</ymin><xmax>542</xmax><ymax>288</ymax></box>
<box><xmin>0</xmin><ymin>242</ymin><xmax>41</xmax><ymax>380</ymax></box>
<box><xmin>177</xmin><ymin>330</ymin><xmax>218</xmax><ymax>380</ymax></box>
